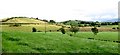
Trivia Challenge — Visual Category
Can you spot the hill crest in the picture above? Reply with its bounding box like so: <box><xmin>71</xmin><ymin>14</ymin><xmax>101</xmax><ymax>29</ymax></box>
<box><xmin>1</xmin><ymin>17</ymin><xmax>46</xmax><ymax>23</ymax></box>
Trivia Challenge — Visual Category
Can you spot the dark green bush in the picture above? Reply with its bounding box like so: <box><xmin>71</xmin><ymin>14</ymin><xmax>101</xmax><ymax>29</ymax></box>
<box><xmin>57</xmin><ymin>30</ymin><xmax>59</xmax><ymax>32</ymax></box>
<box><xmin>49</xmin><ymin>30</ymin><xmax>52</xmax><ymax>32</ymax></box>
<box><xmin>70</xmin><ymin>26</ymin><xmax>79</xmax><ymax>34</ymax></box>
<box><xmin>38</xmin><ymin>30</ymin><xmax>42</xmax><ymax>32</ymax></box>
<box><xmin>112</xmin><ymin>27</ymin><xmax>116</xmax><ymax>29</ymax></box>
<box><xmin>98</xmin><ymin>25</ymin><xmax>101</xmax><ymax>27</ymax></box>
<box><xmin>91</xmin><ymin>27</ymin><xmax>99</xmax><ymax>35</ymax></box>
<box><xmin>59</xmin><ymin>26</ymin><xmax>66</xmax><ymax>34</ymax></box>
<box><xmin>9</xmin><ymin>23</ymin><xmax>21</xmax><ymax>27</ymax></box>
<box><xmin>32</xmin><ymin>27</ymin><xmax>37</xmax><ymax>32</ymax></box>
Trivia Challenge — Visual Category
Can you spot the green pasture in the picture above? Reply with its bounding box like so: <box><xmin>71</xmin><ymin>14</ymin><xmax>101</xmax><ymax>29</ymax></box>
<box><xmin>1</xmin><ymin>24</ymin><xmax>119</xmax><ymax>53</ymax></box>
<box><xmin>2</xmin><ymin>31</ymin><xmax>119</xmax><ymax>53</ymax></box>
<box><xmin>1</xmin><ymin>25</ymin><xmax>61</xmax><ymax>32</ymax></box>
<box><xmin>1</xmin><ymin>25</ymin><xmax>118</xmax><ymax>32</ymax></box>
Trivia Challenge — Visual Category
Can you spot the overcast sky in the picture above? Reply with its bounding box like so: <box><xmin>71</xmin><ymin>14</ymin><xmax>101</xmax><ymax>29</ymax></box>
<box><xmin>0</xmin><ymin>0</ymin><xmax>119</xmax><ymax>22</ymax></box>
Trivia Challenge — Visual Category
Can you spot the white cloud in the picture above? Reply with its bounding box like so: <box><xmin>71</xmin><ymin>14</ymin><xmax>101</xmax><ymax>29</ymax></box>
<box><xmin>0</xmin><ymin>0</ymin><xmax>119</xmax><ymax>22</ymax></box>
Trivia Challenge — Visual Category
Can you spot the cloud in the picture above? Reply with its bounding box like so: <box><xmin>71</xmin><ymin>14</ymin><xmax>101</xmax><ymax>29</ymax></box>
<box><xmin>0</xmin><ymin>0</ymin><xmax>119</xmax><ymax>22</ymax></box>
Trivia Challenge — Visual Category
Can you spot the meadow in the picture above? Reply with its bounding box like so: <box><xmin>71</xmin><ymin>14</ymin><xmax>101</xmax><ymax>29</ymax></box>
<box><xmin>2</xmin><ymin>31</ymin><xmax>119</xmax><ymax>53</ymax></box>
<box><xmin>1</xmin><ymin>17</ymin><xmax>119</xmax><ymax>54</ymax></box>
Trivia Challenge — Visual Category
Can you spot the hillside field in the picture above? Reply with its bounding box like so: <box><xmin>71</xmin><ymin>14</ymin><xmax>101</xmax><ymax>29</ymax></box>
<box><xmin>1</xmin><ymin>25</ymin><xmax>118</xmax><ymax>32</ymax></box>
<box><xmin>0</xmin><ymin>17</ymin><xmax>119</xmax><ymax>54</ymax></box>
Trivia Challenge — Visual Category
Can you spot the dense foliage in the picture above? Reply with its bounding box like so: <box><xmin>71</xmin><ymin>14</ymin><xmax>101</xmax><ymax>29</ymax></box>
<box><xmin>70</xmin><ymin>26</ymin><xmax>79</xmax><ymax>34</ymax></box>
<box><xmin>32</xmin><ymin>27</ymin><xmax>37</xmax><ymax>32</ymax></box>
<box><xmin>59</xmin><ymin>26</ymin><xmax>66</xmax><ymax>34</ymax></box>
<box><xmin>91</xmin><ymin>27</ymin><xmax>99</xmax><ymax>35</ymax></box>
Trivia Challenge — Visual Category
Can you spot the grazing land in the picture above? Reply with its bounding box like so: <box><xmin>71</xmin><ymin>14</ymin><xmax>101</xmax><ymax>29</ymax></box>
<box><xmin>2</xmin><ymin>32</ymin><xmax>119</xmax><ymax>53</ymax></box>
<box><xmin>0</xmin><ymin>17</ymin><xmax>119</xmax><ymax>54</ymax></box>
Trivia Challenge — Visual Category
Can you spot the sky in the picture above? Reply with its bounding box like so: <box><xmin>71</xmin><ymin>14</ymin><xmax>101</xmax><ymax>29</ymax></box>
<box><xmin>0</xmin><ymin>0</ymin><xmax>120</xmax><ymax>22</ymax></box>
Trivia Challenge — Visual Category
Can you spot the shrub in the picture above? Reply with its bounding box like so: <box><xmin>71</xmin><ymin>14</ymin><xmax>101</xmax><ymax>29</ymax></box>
<box><xmin>70</xmin><ymin>26</ymin><xmax>79</xmax><ymax>34</ymax></box>
<box><xmin>38</xmin><ymin>30</ymin><xmax>42</xmax><ymax>32</ymax></box>
<box><xmin>78</xmin><ymin>24</ymin><xmax>83</xmax><ymax>27</ymax></box>
<box><xmin>49</xmin><ymin>30</ymin><xmax>52</xmax><ymax>32</ymax></box>
<box><xmin>9</xmin><ymin>23</ymin><xmax>21</xmax><ymax>27</ymax></box>
<box><xmin>98</xmin><ymin>25</ymin><xmax>101</xmax><ymax>27</ymax></box>
<box><xmin>14</xmin><ymin>23</ymin><xmax>21</xmax><ymax>27</ymax></box>
<box><xmin>69</xmin><ymin>34</ymin><xmax>73</xmax><ymax>36</ymax></box>
<box><xmin>42</xmin><ymin>19</ymin><xmax>48</xmax><ymax>22</ymax></box>
<box><xmin>112</xmin><ymin>27</ymin><xmax>116</xmax><ymax>29</ymax></box>
<box><xmin>49</xmin><ymin>20</ymin><xmax>56</xmax><ymax>24</ymax></box>
<box><xmin>67</xmin><ymin>27</ymin><xmax>70</xmax><ymax>28</ymax></box>
<box><xmin>117</xmin><ymin>27</ymin><xmax>119</xmax><ymax>29</ymax></box>
<box><xmin>84</xmin><ymin>24</ymin><xmax>87</xmax><ymax>27</ymax></box>
<box><xmin>59</xmin><ymin>26</ymin><xmax>66</xmax><ymax>34</ymax></box>
<box><xmin>57</xmin><ymin>30</ymin><xmax>59</xmax><ymax>32</ymax></box>
<box><xmin>32</xmin><ymin>27</ymin><xmax>37</xmax><ymax>32</ymax></box>
<box><xmin>91</xmin><ymin>27</ymin><xmax>99</xmax><ymax>35</ymax></box>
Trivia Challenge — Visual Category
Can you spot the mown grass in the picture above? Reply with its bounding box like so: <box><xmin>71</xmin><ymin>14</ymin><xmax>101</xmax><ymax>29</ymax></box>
<box><xmin>2</xmin><ymin>31</ymin><xmax>119</xmax><ymax>53</ymax></box>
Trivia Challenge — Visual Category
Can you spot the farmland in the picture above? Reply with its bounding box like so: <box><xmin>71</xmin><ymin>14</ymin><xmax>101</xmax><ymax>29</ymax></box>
<box><xmin>2</xmin><ymin>32</ymin><xmax>119</xmax><ymax>53</ymax></box>
<box><xmin>1</xmin><ymin>25</ymin><xmax>118</xmax><ymax>32</ymax></box>
<box><xmin>0</xmin><ymin>17</ymin><xmax>119</xmax><ymax>54</ymax></box>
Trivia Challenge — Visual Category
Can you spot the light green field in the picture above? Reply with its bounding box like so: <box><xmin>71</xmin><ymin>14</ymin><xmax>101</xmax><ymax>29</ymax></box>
<box><xmin>1</xmin><ymin>25</ymin><xmax>118</xmax><ymax>32</ymax></box>
<box><xmin>100</xmin><ymin>25</ymin><xmax>118</xmax><ymax>28</ymax></box>
<box><xmin>1</xmin><ymin>25</ymin><xmax>61</xmax><ymax>32</ymax></box>
<box><xmin>2</xmin><ymin>18</ymin><xmax>45</xmax><ymax>23</ymax></box>
<box><xmin>2</xmin><ymin>31</ymin><xmax>119</xmax><ymax>53</ymax></box>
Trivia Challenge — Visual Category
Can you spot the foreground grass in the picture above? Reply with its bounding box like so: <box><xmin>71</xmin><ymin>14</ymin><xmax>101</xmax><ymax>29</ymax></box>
<box><xmin>2</xmin><ymin>31</ymin><xmax>119</xmax><ymax>53</ymax></box>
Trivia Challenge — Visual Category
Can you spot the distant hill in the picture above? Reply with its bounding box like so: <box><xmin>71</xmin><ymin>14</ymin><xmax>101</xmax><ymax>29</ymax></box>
<box><xmin>1</xmin><ymin>17</ymin><xmax>46</xmax><ymax>23</ymax></box>
<box><xmin>61</xmin><ymin>20</ymin><xmax>94</xmax><ymax>25</ymax></box>
<box><xmin>96</xmin><ymin>18</ymin><xmax>119</xmax><ymax>22</ymax></box>
<box><xmin>105</xmin><ymin>19</ymin><xmax>118</xmax><ymax>22</ymax></box>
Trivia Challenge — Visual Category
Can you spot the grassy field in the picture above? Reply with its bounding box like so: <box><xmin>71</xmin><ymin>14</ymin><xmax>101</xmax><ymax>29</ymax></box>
<box><xmin>2</xmin><ymin>31</ymin><xmax>119</xmax><ymax>53</ymax></box>
<box><xmin>1</xmin><ymin>18</ymin><xmax>119</xmax><ymax>54</ymax></box>
<box><xmin>1</xmin><ymin>25</ymin><xmax>118</xmax><ymax>32</ymax></box>
<box><xmin>1</xmin><ymin>25</ymin><xmax>61</xmax><ymax>32</ymax></box>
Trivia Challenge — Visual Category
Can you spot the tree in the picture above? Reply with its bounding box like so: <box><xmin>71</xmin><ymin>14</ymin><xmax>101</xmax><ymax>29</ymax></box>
<box><xmin>36</xmin><ymin>18</ymin><xmax>39</xmax><ymax>20</ymax></box>
<box><xmin>42</xmin><ymin>19</ymin><xmax>48</xmax><ymax>22</ymax></box>
<box><xmin>78</xmin><ymin>24</ymin><xmax>83</xmax><ymax>27</ymax></box>
<box><xmin>70</xmin><ymin>26</ymin><xmax>79</xmax><ymax>34</ymax></box>
<box><xmin>91</xmin><ymin>27</ymin><xmax>99</xmax><ymax>35</ymax></box>
<box><xmin>90</xmin><ymin>22</ymin><xmax>95</xmax><ymax>26</ymax></box>
<box><xmin>32</xmin><ymin>27</ymin><xmax>37</xmax><ymax>32</ymax></box>
<box><xmin>84</xmin><ymin>24</ymin><xmax>87</xmax><ymax>27</ymax></box>
<box><xmin>69</xmin><ymin>21</ymin><xmax>79</xmax><ymax>34</ymax></box>
<box><xmin>49</xmin><ymin>20</ymin><xmax>56</xmax><ymax>23</ymax></box>
<box><xmin>95</xmin><ymin>21</ymin><xmax>99</xmax><ymax>25</ymax></box>
<box><xmin>59</xmin><ymin>26</ymin><xmax>66</xmax><ymax>34</ymax></box>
